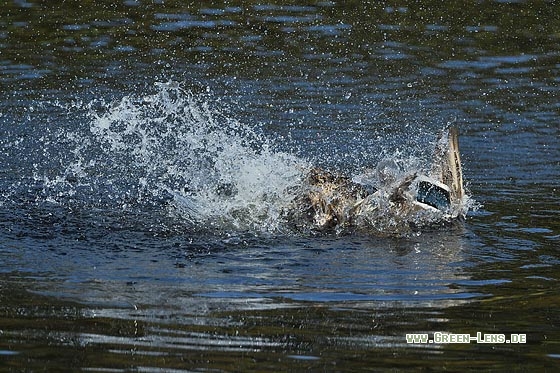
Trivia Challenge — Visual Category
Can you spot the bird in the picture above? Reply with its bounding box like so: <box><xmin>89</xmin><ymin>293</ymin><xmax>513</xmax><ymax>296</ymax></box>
<box><xmin>284</xmin><ymin>127</ymin><xmax>466</xmax><ymax>234</ymax></box>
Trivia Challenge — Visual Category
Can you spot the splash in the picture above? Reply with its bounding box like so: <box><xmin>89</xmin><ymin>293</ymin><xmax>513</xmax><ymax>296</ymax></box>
<box><xmin>70</xmin><ymin>81</ymin><xmax>307</xmax><ymax>232</ymax></box>
<box><xmin>8</xmin><ymin>81</ymin><xmax>472</xmax><ymax>236</ymax></box>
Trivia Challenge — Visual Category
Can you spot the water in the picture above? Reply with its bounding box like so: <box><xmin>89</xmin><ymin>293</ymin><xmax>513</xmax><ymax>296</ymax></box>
<box><xmin>1</xmin><ymin>1</ymin><xmax>559</xmax><ymax>371</ymax></box>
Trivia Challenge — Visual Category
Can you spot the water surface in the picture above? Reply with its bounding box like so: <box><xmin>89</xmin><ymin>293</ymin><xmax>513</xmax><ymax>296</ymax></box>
<box><xmin>1</xmin><ymin>1</ymin><xmax>559</xmax><ymax>371</ymax></box>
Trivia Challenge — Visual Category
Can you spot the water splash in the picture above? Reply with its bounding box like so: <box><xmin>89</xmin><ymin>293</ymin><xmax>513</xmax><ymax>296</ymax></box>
<box><xmin>69</xmin><ymin>82</ymin><xmax>307</xmax><ymax>232</ymax></box>
<box><xmin>2</xmin><ymin>81</ymin><xmax>473</xmax><ymax>236</ymax></box>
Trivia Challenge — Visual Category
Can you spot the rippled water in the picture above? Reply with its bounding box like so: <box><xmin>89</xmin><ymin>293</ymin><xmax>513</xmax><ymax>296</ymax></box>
<box><xmin>1</xmin><ymin>1</ymin><xmax>559</xmax><ymax>371</ymax></box>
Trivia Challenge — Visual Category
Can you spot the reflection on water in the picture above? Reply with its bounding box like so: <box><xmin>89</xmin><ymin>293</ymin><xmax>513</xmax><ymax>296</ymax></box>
<box><xmin>1</xmin><ymin>0</ymin><xmax>559</xmax><ymax>371</ymax></box>
<box><xmin>3</xmin><ymin>230</ymin><xmax>474</xmax><ymax>307</ymax></box>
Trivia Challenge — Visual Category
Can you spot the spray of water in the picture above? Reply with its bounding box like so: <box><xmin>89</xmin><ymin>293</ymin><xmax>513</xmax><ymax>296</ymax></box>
<box><xmin>3</xmin><ymin>81</ymin><xmax>473</xmax><ymax>236</ymax></box>
<box><xmin>70</xmin><ymin>81</ymin><xmax>307</xmax><ymax>232</ymax></box>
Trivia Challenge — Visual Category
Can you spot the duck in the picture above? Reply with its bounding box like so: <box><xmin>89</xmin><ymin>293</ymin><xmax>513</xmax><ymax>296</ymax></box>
<box><xmin>285</xmin><ymin>127</ymin><xmax>466</xmax><ymax>234</ymax></box>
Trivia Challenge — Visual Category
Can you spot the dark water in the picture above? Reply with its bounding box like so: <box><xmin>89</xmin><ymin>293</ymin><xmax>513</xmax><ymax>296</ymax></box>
<box><xmin>1</xmin><ymin>1</ymin><xmax>559</xmax><ymax>371</ymax></box>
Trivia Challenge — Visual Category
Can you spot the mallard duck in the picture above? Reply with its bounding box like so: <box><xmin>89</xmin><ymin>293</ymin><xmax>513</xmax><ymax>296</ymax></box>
<box><xmin>286</xmin><ymin>128</ymin><xmax>466</xmax><ymax>234</ymax></box>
